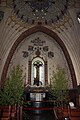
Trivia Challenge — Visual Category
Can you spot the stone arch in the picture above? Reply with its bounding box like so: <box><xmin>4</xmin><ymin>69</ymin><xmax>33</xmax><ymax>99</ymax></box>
<box><xmin>1</xmin><ymin>25</ymin><xmax>77</xmax><ymax>88</ymax></box>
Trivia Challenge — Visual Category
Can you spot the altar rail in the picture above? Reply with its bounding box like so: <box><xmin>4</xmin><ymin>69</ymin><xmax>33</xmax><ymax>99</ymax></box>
<box><xmin>0</xmin><ymin>105</ymin><xmax>22</xmax><ymax>120</ymax></box>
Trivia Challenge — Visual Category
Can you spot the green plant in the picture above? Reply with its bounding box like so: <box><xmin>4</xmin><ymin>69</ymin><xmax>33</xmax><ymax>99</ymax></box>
<box><xmin>49</xmin><ymin>67</ymin><xmax>69</xmax><ymax>107</ymax></box>
<box><xmin>0</xmin><ymin>65</ymin><xmax>24</xmax><ymax>106</ymax></box>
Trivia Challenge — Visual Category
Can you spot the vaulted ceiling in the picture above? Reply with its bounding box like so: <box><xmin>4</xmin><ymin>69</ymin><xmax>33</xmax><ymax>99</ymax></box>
<box><xmin>0</xmin><ymin>0</ymin><xmax>80</xmax><ymax>87</ymax></box>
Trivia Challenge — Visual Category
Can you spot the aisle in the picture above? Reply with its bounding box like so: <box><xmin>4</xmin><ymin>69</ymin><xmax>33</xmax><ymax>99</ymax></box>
<box><xmin>23</xmin><ymin>110</ymin><xmax>55</xmax><ymax>120</ymax></box>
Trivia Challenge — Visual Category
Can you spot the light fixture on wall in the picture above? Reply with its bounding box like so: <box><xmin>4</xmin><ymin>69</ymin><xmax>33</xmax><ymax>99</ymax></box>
<box><xmin>77</xmin><ymin>12</ymin><xmax>80</xmax><ymax>23</ymax></box>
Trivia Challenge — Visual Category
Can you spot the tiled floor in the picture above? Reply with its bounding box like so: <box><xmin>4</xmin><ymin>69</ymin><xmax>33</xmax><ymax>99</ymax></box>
<box><xmin>23</xmin><ymin>110</ymin><xmax>56</xmax><ymax>120</ymax></box>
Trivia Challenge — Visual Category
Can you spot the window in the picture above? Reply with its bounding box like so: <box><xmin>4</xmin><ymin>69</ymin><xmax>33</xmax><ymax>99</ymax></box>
<box><xmin>31</xmin><ymin>57</ymin><xmax>45</xmax><ymax>86</ymax></box>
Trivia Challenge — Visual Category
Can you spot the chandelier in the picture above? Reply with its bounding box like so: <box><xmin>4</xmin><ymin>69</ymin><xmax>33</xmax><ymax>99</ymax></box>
<box><xmin>13</xmin><ymin>0</ymin><xmax>68</xmax><ymax>24</ymax></box>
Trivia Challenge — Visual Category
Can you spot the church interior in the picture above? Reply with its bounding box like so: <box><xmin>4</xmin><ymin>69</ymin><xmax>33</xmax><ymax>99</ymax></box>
<box><xmin>0</xmin><ymin>0</ymin><xmax>80</xmax><ymax>120</ymax></box>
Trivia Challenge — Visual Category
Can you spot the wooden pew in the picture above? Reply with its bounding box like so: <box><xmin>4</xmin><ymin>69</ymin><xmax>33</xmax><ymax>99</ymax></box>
<box><xmin>69</xmin><ymin>117</ymin><xmax>80</xmax><ymax>120</ymax></box>
<box><xmin>1</xmin><ymin>106</ymin><xmax>11</xmax><ymax>120</ymax></box>
<box><xmin>68</xmin><ymin>108</ymin><xmax>80</xmax><ymax>120</ymax></box>
<box><xmin>11</xmin><ymin>105</ymin><xmax>17</xmax><ymax>120</ymax></box>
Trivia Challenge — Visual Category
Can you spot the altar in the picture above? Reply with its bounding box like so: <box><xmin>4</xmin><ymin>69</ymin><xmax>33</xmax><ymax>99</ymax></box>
<box><xmin>24</xmin><ymin>85</ymin><xmax>49</xmax><ymax>101</ymax></box>
<box><xmin>24</xmin><ymin>85</ymin><xmax>49</xmax><ymax>114</ymax></box>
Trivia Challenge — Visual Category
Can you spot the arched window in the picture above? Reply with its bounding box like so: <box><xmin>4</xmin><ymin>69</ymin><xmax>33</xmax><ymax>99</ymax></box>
<box><xmin>31</xmin><ymin>57</ymin><xmax>45</xmax><ymax>86</ymax></box>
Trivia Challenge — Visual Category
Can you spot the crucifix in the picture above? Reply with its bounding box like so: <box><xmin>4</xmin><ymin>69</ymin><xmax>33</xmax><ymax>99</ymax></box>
<box><xmin>33</xmin><ymin>61</ymin><xmax>43</xmax><ymax>86</ymax></box>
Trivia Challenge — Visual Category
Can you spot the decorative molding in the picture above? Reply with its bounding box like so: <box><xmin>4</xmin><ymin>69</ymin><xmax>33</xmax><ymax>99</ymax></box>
<box><xmin>28</xmin><ymin>61</ymin><xmax>31</xmax><ymax>84</ymax></box>
<box><xmin>31</xmin><ymin>37</ymin><xmax>45</xmax><ymax>46</ymax></box>
<box><xmin>22</xmin><ymin>37</ymin><xmax>54</xmax><ymax>58</ymax></box>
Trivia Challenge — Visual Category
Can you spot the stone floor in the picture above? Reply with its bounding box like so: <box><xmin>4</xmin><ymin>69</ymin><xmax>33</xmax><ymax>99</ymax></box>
<box><xmin>23</xmin><ymin>110</ymin><xmax>56</xmax><ymax>120</ymax></box>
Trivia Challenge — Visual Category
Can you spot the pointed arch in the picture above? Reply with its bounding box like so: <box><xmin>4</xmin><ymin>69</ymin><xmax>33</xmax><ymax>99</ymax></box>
<box><xmin>1</xmin><ymin>25</ymin><xmax>77</xmax><ymax>88</ymax></box>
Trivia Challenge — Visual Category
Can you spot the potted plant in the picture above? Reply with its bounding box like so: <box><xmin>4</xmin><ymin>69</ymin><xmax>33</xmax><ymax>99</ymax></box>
<box><xmin>0</xmin><ymin>65</ymin><xmax>25</xmax><ymax>119</ymax></box>
<box><xmin>48</xmin><ymin>67</ymin><xmax>69</xmax><ymax>119</ymax></box>
<box><xmin>49</xmin><ymin>67</ymin><xmax>69</xmax><ymax>107</ymax></box>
